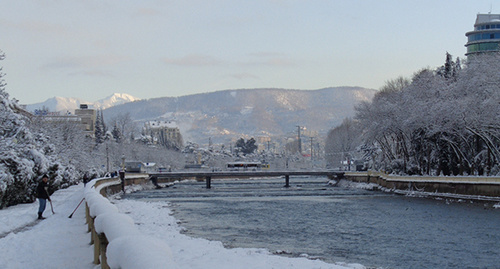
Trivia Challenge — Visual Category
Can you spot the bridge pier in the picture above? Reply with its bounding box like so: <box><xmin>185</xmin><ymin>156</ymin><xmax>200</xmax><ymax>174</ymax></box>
<box><xmin>206</xmin><ymin>176</ymin><xmax>211</xmax><ymax>189</ymax></box>
<box><xmin>284</xmin><ymin>175</ymin><xmax>290</xmax><ymax>188</ymax></box>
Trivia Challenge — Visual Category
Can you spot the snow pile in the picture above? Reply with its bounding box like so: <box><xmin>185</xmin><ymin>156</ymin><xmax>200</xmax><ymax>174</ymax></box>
<box><xmin>337</xmin><ymin>179</ymin><xmax>379</xmax><ymax>190</ymax></box>
<box><xmin>94</xmin><ymin>213</ymin><xmax>140</xmax><ymax>241</ymax></box>
<box><xmin>107</xmin><ymin>235</ymin><xmax>175</xmax><ymax>269</ymax></box>
<box><xmin>84</xmin><ymin>179</ymin><xmax>177</xmax><ymax>269</ymax></box>
<box><xmin>86</xmin><ymin>192</ymin><xmax>118</xmax><ymax>217</ymax></box>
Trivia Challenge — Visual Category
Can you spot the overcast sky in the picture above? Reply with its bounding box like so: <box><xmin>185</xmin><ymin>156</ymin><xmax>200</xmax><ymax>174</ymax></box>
<box><xmin>0</xmin><ymin>0</ymin><xmax>496</xmax><ymax>104</ymax></box>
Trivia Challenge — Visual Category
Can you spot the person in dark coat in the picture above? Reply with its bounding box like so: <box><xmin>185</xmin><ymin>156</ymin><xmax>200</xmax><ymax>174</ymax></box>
<box><xmin>36</xmin><ymin>175</ymin><xmax>51</xmax><ymax>219</ymax></box>
<box><xmin>149</xmin><ymin>175</ymin><xmax>161</xmax><ymax>189</ymax></box>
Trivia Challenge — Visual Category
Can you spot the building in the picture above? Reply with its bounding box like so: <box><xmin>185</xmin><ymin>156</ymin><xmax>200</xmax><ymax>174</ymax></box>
<box><xmin>143</xmin><ymin>120</ymin><xmax>183</xmax><ymax>149</ymax></box>
<box><xmin>465</xmin><ymin>13</ymin><xmax>500</xmax><ymax>55</ymax></box>
<box><xmin>74</xmin><ymin>104</ymin><xmax>97</xmax><ymax>135</ymax></box>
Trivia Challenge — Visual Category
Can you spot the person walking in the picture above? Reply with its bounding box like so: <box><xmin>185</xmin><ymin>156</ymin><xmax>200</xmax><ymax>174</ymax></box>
<box><xmin>36</xmin><ymin>175</ymin><xmax>51</xmax><ymax>219</ymax></box>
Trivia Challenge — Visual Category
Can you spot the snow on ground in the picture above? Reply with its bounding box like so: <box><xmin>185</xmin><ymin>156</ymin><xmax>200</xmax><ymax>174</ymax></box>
<box><xmin>0</xmin><ymin>183</ymin><xmax>95</xmax><ymax>269</ymax></box>
<box><xmin>0</xmin><ymin>182</ymin><xmax>365</xmax><ymax>269</ymax></box>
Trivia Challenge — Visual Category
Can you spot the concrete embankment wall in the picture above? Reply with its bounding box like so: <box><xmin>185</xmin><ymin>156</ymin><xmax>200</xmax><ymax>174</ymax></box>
<box><xmin>344</xmin><ymin>171</ymin><xmax>500</xmax><ymax>198</ymax></box>
<box><xmin>97</xmin><ymin>175</ymin><xmax>151</xmax><ymax>196</ymax></box>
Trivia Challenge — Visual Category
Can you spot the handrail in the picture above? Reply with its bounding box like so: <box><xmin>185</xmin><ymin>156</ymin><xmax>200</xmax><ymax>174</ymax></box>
<box><xmin>84</xmin><ymin>176</ymin><xmax>176</xmax><ymax>268</ymax></box>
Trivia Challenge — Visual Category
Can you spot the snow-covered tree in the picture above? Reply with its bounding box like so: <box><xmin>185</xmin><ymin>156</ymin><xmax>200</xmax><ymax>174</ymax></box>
<box><xmin>112</xmin><ymin>124</ymin><xmax>122</xmax><ymax>143</ymax></box>
<box><xmin>355</xmin><ymin>52</ymin><xmax>500</xmax><ymax>176</ymax></box>
<box><xmin>235</xmin><ymin>138</ymin><xmax>257</xmax><ymax>155</ymax></box>
<box><xmin>325</xmin><ymin>118</ymin><xmax>361</xmax><ymax>168</ymax></box>
<box><xmin>0</xmin><ymin>51</ymin><xmax>81</xmax><ymax>207</ymax></box>
<box><xmin>94</xmin><ymin>109</ymin><xmax>105</xmax><ymax>144</ymax></box>
<box><xmin>111</xmin><ymin>112</ymin><xmax>134</xmax><ymax>142</ymax></box>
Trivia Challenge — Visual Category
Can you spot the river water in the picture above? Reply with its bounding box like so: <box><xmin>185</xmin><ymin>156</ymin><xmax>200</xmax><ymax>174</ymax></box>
<box><xmin>124</xmin><ymin>177</ymin><xmax>500</xmax><ymax>269</ymax></box>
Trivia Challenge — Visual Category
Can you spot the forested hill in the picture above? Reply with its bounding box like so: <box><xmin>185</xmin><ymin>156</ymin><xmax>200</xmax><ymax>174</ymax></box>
<box><xmin>104</xmin><ymin>87</ymin><xmax>375</xmax><ymax>144</ymax></box>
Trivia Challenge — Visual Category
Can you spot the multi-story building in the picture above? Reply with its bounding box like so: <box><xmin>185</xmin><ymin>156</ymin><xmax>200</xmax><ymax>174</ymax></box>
<box><xmin>143</xmin><ymin>120</ymin><xmax>183</xmax><ymax>149</ymax></box>
<box><xmin>465</xmin><ymin>13</ymin><xmax>500</xmax><ymax>55</ymax></box>
<box><xmin>74</xmin><ymin>104</ymin><xmax>97</xmax><ymax>135</ymax></box>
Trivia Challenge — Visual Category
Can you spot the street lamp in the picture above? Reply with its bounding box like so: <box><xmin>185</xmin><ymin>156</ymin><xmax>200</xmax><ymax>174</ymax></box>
<box><xmin>121</xmin><ymin>154</ymin><xmax>125</xmax><ymax>170</ymax></box>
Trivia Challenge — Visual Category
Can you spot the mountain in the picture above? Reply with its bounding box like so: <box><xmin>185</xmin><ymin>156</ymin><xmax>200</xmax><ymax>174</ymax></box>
<box><xmin>103</xmin><ymin>87</ymin><xmax>376</xmax><ymax>144</ymax></box>
<box><xmin>25</xmin><ymin>93</ymin><xmax>140</xmax><ymax>113</ymax></box>
<box><xmin>92</xmin><ymin>93</ymin><xmax>140</xmax><ymax>110</ymax></box>
<box><xmin>26</xmin><ymin>96</ymin><xmax>86</xmax><ymax>114</ymax></box>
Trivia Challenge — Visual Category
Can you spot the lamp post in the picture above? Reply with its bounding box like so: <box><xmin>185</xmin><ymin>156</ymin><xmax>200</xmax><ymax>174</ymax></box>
<box><xmin>105</xmin><ymin>143</ymin><xmax>109</xmax><ymax>173</ymax></box>
<box><xmin>296</xmin><ymin>125</ymin><xmax>302</xmax><ymax>154</ymax></box>
<box><xmin>121</xmin><ymin>154</ymin><xmax>125</xmax><ymax>170</ymax></box>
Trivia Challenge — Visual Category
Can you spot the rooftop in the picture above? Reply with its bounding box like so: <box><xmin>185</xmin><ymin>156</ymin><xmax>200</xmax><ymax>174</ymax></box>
<box><xmin>475</xmin><ymin>13</ymin><xmax>500</xmax><ymax>25</ymax></box>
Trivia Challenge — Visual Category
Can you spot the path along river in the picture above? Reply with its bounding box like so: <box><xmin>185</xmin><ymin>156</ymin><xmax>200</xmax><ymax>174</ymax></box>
<box><xmin>125</xmin><ymin>177</ymin><xmax>500</xmax><ymax>269</ymax></box>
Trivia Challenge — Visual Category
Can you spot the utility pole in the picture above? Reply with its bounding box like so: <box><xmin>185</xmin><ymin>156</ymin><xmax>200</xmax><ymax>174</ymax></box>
<box><xmin>310</xmin><ymin>137</ymin><xmax>314</xmax><ymax>161</ymax></box>
<box><xmin>310</xmin><ymin>137</ymin><xmax>314</xmax><ymax>168</ymax></box>
<box><xmin>296</xmin><ymin>125</ymin><xmax>302</xmax><ymax>154</ymax></box>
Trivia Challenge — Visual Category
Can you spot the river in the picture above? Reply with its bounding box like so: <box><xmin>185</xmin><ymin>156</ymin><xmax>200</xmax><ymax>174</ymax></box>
<box><xmin>124</xmin><ymin>177</ymin><xmax>500</xmax><ymax>269</ymax></box>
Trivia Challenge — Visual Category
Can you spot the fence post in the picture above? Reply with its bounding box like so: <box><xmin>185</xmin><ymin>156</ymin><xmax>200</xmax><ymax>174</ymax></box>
<box><xmin>98</xmin><ymin>233</ymin><xmax>110</xmax><ymax>269</ymax></box>
<box><xmin>86</xmin><ymin>203</ymin><xmax>91</xmax><ymax>232</ymax></box>
<box><xmin>93</xmin><ymin>221</ymin><xmax>100</xmax><ymax>264</ymax></box>
<box><xmin>89</xmin><ymin>216</ymin><xmax>95</xmax><ymax>244</ymax></box>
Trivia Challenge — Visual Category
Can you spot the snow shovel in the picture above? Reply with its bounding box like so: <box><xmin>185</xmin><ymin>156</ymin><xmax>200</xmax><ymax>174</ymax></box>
<box><xmin>49</xmin><ymin>200</ymin><xmax>55</xmax><ymax>214</ymax></box>
<box><xmin>68</xmin><ymin>198</ymin><xmax>85</xmax><ymax>218</ymax></box>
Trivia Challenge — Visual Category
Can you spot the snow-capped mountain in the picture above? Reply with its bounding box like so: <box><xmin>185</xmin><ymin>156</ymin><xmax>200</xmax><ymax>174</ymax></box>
<box><xmin>92</xmin><ymin>93</ymin><xmax>140</xmax><ymax>110</ymax></box>
<box><xmin>103</xmin><ymin>87</ymin><xmax>376</xmax><ymax>144</ymax></box>
<box><xmin>25</xmin><ymin>93</ymin><xmax>140</xmax><ymax>113</ymax></box>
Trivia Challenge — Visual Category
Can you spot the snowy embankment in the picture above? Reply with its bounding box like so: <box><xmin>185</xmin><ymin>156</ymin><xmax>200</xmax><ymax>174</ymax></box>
<box><xmin>1</xmin><ymin>179</ymin><xmax>366</xmax><ymax>268</ymax></box>
<box><xmin>110</xmin><ymin>191</ymin><xmax>365</xmax><ymax>269</ymax></box>
<box><xmin>97</xmin><ymin>179</ymin><xmax>365</xmax><ymax>269</ymax></box>
<box><xmin>334</xmin><ymin>178</ymin><xmax>500</xmax><ymax>207</ymax></box>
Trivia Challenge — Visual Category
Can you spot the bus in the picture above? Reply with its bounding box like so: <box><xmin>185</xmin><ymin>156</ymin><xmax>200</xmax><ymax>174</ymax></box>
<box><xmin>226</xmin><ymin>161</ymin><xmax>269</xmax><ymax>171</ymax></box>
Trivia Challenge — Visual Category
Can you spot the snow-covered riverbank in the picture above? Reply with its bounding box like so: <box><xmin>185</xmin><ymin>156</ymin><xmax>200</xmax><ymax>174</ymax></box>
<box><xmin>110</xmin><ymin>197</ymin><xmax>364</xmax><ymax>269</ymax></box>
<box><xmin>0</xmin><ymin>183</ymin><xmax>365</xmax><ymax>269</ymax></box>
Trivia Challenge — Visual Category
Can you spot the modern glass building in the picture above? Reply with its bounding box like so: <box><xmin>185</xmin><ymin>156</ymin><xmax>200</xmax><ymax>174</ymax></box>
<box><xmin>465</xmin><ymin>13</ymin><xmax>500</xmax><ymax>55</ymax></box>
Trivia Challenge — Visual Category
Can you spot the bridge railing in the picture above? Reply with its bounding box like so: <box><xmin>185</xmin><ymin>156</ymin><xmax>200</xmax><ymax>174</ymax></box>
<box><xmin>149</xmin><ymin>170</ymin><xmax>344</xmax><ymax>188</ymax></box>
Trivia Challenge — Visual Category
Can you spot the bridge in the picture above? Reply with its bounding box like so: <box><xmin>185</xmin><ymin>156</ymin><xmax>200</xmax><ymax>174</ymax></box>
<box><xmin>148</xmin><ymin>170</ymin><xmax>345</xmax><ymax>188</ymax></box>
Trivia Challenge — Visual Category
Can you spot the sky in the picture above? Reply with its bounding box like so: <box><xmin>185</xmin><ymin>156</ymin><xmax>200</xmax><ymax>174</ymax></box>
<box><xmin>0</xmin><ymin>0</ymin><xmax>497</xmax><ymax>104</ymax></box>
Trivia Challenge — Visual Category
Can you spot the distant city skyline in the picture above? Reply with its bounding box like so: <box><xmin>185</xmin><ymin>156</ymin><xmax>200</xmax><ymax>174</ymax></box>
<box><xmin>0</xmin><ymin>0</ymin><xmax>497</xmax><ymax>104</ymax></box>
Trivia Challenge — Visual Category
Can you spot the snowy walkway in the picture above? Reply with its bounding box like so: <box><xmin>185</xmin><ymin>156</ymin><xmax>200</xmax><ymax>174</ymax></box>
<box><xmin>0</xmin><ymin>184</ymin><xmax>94</xmax><ymax>269</ymax></box>
<box><xmin>0</xmin><ymin>183</ymin><xmax>364</xmax><ymax>269</ymax></box>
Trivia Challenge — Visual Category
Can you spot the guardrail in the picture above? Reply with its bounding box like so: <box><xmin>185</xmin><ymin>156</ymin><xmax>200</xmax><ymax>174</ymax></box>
<box><xmin>84</xmin><ymin>176</ymin><xmax>177</xmax><ymax>269</ymax></box>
